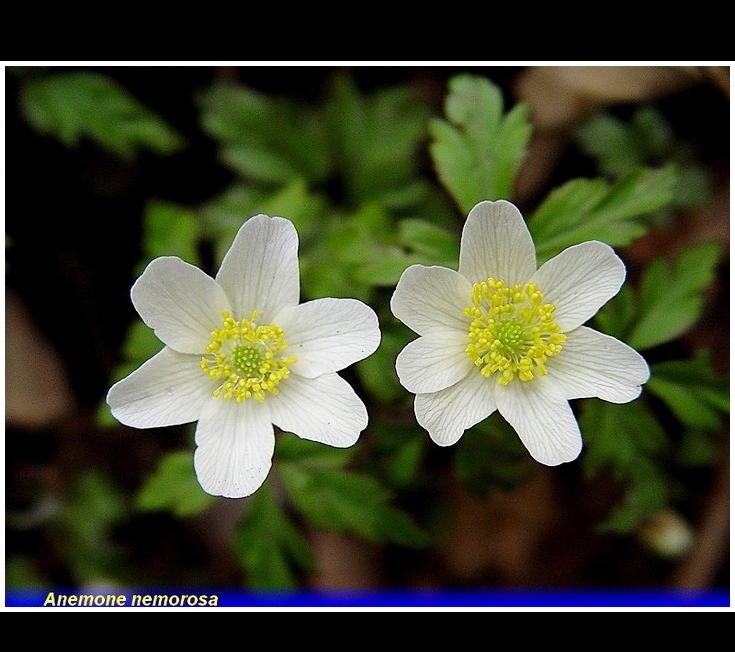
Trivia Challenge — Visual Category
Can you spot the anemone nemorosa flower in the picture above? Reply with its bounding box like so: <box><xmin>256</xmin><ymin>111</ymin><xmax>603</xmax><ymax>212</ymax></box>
<box><xmin>390</xmin><ymin>200</ymin><xmax>649</xmax><ymax>466</ymax></box>
<box><xmin>107</xmin><ymin>214</ymin><xmax>381</xmax><ymax>498</ymax></box>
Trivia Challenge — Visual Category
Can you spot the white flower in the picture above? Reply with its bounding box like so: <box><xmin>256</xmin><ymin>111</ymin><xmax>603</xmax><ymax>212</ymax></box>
<box><xmin>390</xmin><ymin>200</ymin><xmax>649</xmax><ymax>466</ymax></box>
<box><xmin>107</xmin><ymin>214</ymin><xmax>381</xmax><ymax>498</ymax></box>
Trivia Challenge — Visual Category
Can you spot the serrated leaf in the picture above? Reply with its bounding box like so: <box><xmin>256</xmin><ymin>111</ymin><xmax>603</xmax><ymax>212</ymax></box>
<box><xmin>233</xmin><ymin>483</ymin><xmax>312</xmax><ymax>589</ymax></box>
<box><xmin>580</xmin><ymin>401</ymin><xmax>671</xmax><ymax>532</ymax></box>
<box><xmin>325</xmin><ymin>74</ymin><xmax>430</xmax><ymax>207</ymax></box>
<box><xmin>647</xmin><ymin>351</ymin><xmax>729</xmax><ymax>430</ymax></box>
<box><xmin>20</xmin><ymin>72</ymin><xmax>183</xmax><ymax>159</ymax></box>
<box><xmin>199</xmin><ymin>83</ymin><xmax>330</xmax><ymax>185</ymax></box>
<box><xmin>280</xmin><ymin>463</ymin><xmax>427</xmax><ymax>547</ymax></box>
<box><xmin>580</xmin><ymin>399</ymin><xmax>669</xmax><ymax>480</ymax></box>
<box><xmin>627</xmin><ymin>242</ymin><xmax>722</xmax><ymax>350</ymax></box>
<box><xmin>429</xmin><ymin>74</ymin><xmax>532</xmax><ymax>213</ymax></box>
<box><xmin>136</xmin><ymin>451</ymin><xmax>214</xmax><ymax>518</ymax></box>
<box><xmin>528</xmin><ymin>166</ymin><xmax>676</xmax><ymax>262</ymax></box>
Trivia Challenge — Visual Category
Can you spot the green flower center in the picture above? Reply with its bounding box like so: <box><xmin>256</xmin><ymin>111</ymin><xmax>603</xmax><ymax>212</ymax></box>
<box><xmin>200</xmin><ymin>311</ymin><xmax>297</xmax><ymax>403</ymax></box>
<box><xmin>464</xmin><ymin>278</ymin><xmax>566</xmax><ymax>386</ymax></box>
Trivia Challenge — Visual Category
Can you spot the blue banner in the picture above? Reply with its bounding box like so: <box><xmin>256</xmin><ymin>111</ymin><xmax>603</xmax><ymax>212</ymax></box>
<box><xmin>5</xmin><ymin>587</ymin><xmax>730</xmax><ymax>608</ymax></box>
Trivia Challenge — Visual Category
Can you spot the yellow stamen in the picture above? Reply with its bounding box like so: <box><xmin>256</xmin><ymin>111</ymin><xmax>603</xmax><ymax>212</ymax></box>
<box><xmin>200</xmin><ymin>310</ymin><xmax>297</xmax><ymax>403</ymax></box>
<box><xmin>464</xmin><ymin>278</ymin><xmax>566</xmax><ymax>386</ymax></box>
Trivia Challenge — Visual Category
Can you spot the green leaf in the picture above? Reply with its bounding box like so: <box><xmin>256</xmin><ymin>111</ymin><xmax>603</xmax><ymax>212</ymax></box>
<box><xmin>581</xmin><ymin>399</ymin><xmax>669</xmax><ymax>481</ymax></box>
<box><xmin>528</xmin><ymin>166</ymin><xmax>676</xmax><ymax>263</ymax></box>
<box><xmin>275</xmin><ymin>432</ymin><xmax>355</xmax><ymax>469</ymax></box>
<box><xmin>325</xmin><ymin>74</ymin><xmax>430</xmax><ymax>208</ymax></box>
<box><xmin>647</xmin><ymin>351</ymin><xmax>729</xmax><ymax>430</ymax></box>
<box><xmin>136</xmin><ymin>451</ymin><xmax>215</xmax><ymax>518</ymax></box>
<box><xmin>279</xmin><ymin>454</ymin><xmax>428</xmax><ymax>548</ymax></box>
<box><xmin>233</xmin><ymin>482</ymin><xmax>312</xmax><ymax>589</ymax></box>
<box><xmin>20</xmin><ymin>72</ymin><xmax>184</xmax><ymax>159</ymax></box>
<box><xmin>199</xmin><ymin>83</ymin><xmax>330</xmax><ymax>185</ymax></box>
<box><xmin>429</xmin><ymin>74</ymin><xmax>532</xmax><ymax>213</ymax></box>
<box><xmin>580</xmin><ymin>400</ymin><xmax>671</xmax><ymax>532</ymax></box>
<box><xmin>626</xmin><ymin>242</ymin><xmax>722</xmax><ymax>350</ymax></box>
<box><xmin>396</xmin><ymin>219</ymin><xmax>459</xmax><ymax>268</ymax></box>
<box><xmin>454</xmin><ymin>418</ymin><xmax>534</xmax><ymax>499</ymax></box>
<box><xmin>139</xmin><ymin>200</ymin><xmax>201</xmax><ymax>270</ymax></box>
<box><xmin>53</xmin><ymin>471</ymin><xmax>128</xmax><ymax>584</ymax></box>
<box><xmin>202</xmin><ymin>180</ymin><xmax>328</xmax><ymax>263</ymax></box>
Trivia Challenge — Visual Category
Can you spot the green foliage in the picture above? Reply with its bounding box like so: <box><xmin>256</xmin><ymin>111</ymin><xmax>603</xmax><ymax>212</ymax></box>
<box><xmin>575</xmin><ymin>105</ymin><xmax>715</xmax><ymax>212</ymax></box>
<box><xmin>430</xmin><ymin>74</ymin><xmax>532</xmax><ymax>213</ymax></box>
<box><xmin>199</xmin><ymin>83</ymin><xmax>330</xmax><ymax>186</ymax></box>
<box><xmin>277</xmin><ymin>434</ymin><xmax>428</xmax><ymax>548</ymax></box>
<box><xmin>647</xmin><ymin>351</ymin><xmax>729</xmax><ymax>432</ymax></box>
<box><xmin>596</xmin><ymin>241</ymin><xmax>723</xmax><ymax>350</ymax></box>
<box><xmin>325</xmin><ymin>74</ymin><xmax>432</xmax><ymax>208</ymax></box>
<box><xmin>20</xmin><ymin>71</ymin><xmax>183</xmax><ymax>159</ymax></box>
<box><xmin>139</xmin><ymin>200</ymin><xmax>201</xmax><ymax>269</ymax></box>
<box><xmin>454</xmin><ymin>419</ymin><xmax>535</xmax><ymax>499</ymax></box>
<box><xmin>136</xmin><ymin>451</ymin><xmax>215</xmax><ymax>517</ymax></box>
<box><xmin>233</xmin><ymin>482</ymin><xmax>313</xmax><ymax>589</ymax></box>
<box><xmin>52</xmin><ymin>471</ymin><xmax>128</xmax><ymax>584</ymax></box>
<box><xmin>528</xmin><ymin>166</ymin><xmax>676</xmax><ymax>263</ymax></box>
<box><xmin>580</xmin><ymin>399</ymin><xmax>670</xmax><ymax>532</ymax></box>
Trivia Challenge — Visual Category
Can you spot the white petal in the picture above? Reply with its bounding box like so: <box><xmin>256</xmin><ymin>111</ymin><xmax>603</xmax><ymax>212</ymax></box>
<box><xmin>414</xmin><ymin>371</ymin><xmax>497</xmax><ymax>446</ymax></box>
<box><xmin>215</xmin><ymin>214</ymin><xmax>300</xmax><ymax>323</ymax></box>
<box><xmin>275</xmin><ymin>298</ymin><xmax>381</xmax><ymax>378</ymax></box>
<box><xmin>269</xmin><ymin>373</ymin><xmax>367</xmax><ymax>448</ymax></box>
<box><xmin>395</xmin><ymin>331</ymin><xmax>473</xmax><ymax>394</ymax></box>
<box><xmin>496</xmin><ymin>380</ymin><xmax>582</xmax><ymax>466</ymax></box>
<box><xmin>390</xmin><ymin>265</ymin><xmax>472</xmax><ymax>336</ymax></box>
<box><xmin>531</xmin><ymin>241</ymin><xmax>625</xmax><ymax>332</ymax></box>
<box><xmin>131</xmin><ymin>257</ymin><xmax>232</xmax><ymax>354</ymax></box>
<box><xmin>193</xmin><ymin>398</ymin><xmax>275</xmax><ymax>498</ymax></box>
<box><xmin>548</xmin><ymin>326</ymin><xmax>650</xmax><ymax>403</ymax></box>
<box><xmin>458</xmin><ymin>200</ymin><xmax>537</xmax><ymax>286</ymax></box>
<box><xmin>107</xmin><ymin>347</ymin><xmax>213</xmax><ymax>428</ymax></box>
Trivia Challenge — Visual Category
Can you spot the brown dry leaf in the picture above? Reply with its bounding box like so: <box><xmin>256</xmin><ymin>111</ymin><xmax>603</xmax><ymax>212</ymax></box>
<box><xmin>5</xmin><ymin>287</ymin><xmax>75</xmax><ymax>428</ymax></box>
<box><xmin>514</xmin><ymin>65</ymin><xmax>697</xmax><ymax>130</ymax></box>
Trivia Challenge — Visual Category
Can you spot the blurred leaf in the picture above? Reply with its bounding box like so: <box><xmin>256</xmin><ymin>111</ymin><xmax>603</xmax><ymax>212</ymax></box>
<box><xmin>528</xmin><ymin>166</ymin><xmax>676</xmax><ymax>263</ymax></box>
<box><xmin>430</xmin><ymin>74</ymin><xmax>532</xmax><ymax>213</ymax></box>
<box><xmin>647</xmin><ymin>351</ymin><xmax>729</xmax><ymax>430</ymax></box>
<box><xmin>593</xmin><ymin>283</ymin><xmax>637</xmax><ymax>343</ymax></box>
<box><xmin>202</xmin><ymin>180</ymin><xmax>329</xmax><ymax>266</ymax></box>
<box><xmin>279</xmin><ymin>437</ymin><xmax>428</xmax><ymax>547</ymax></box>
<box><xmin>233</xmin><ymin>482</ymin><xmax>312</xmax><ymax>589</ymax></box>
<box><xmin>139</xmin><ymin>200</ymin><xmax>201</xmax><ymax>270</ymax></box>
<box><xmin>626</xmin><ymin>241</ymin><xmax>722</xmax><ymax>350</ymax></box>
<box><xmin>580</xmin><ymin>399</ymin><xmax>670</xmax><ymax>532</ymax></box>
<box><xmin>136</xmin><ymin>451</ymin><xmax>215</xmax><ymax>518</ymax></box>
<box><xmin>581</xmin><ymin>399</ymin><xmax>669</xmax><ymax>481</ymax></box>
<box><xmin>5</xmin><ymin>556</ymin><xmax>45</xmax><ymax>588</ymax></box>
<box><xmin>53</xmin><ymin>471</ymin><xmax>128</xmax><ymax>584</ymax></box>
<box><xmin>275</xmin><ymin>432</ymin><xmax>355</xmax><ymax>469</ymax></box>
<box><xmin>575</xmin><ymin>107</ymin><xmax>670</xmax><ymax>178</ymax></box>
<box><xmin>325</xmin><ymin>74</ymin><xmax>431</xmax><ymax>208</ymax></box>
<box><xmin>20</xmin><ymin>71</ymin><xmax>184</xmax><ymax>159</ymax></box>
<box><xmin>454</xmin><ymin>418</ymin><xmax>534</xmax><ymax>499</ymax></box>
<box><xmin>575</xmin><ymin>106</ymin><xmax>714</xmax><ymax>212</ymax></box>
<box><xmin>598</xmin><ymin>460</ymin><xmax>670</xmax><ymax>534</ymax></box>
<box><xmin>356</xmin><ymin>322</ymin><xmax>409</xmax><ymax>403</ymax></box>
<box><xmin>396</xmin><ymin>218</ymin><xmax>459</xmax><ymax>268</ymax></box>
<box><xmin>199</xmin><ymin>83</ymin><xmax>330</xmax><ymax>185</ymax></box>
<box><xmin>369</xmin><ymin>421</ymin><xmax>427</xmax><ymax>488</ymax></box>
